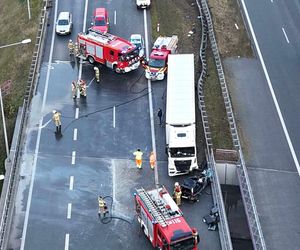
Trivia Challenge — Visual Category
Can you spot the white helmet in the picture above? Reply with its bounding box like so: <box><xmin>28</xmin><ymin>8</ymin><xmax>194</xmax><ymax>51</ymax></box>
<box><xmin>69</xmin><ymin>39</ymin><xmax>72</xmax><ymax>42</ymax></box>
<box><xmin>94</xmin><ymin>67</ymin><xmax>97</xmax><ymax>70</ymax></box>
<box><xmin>174</xmin><ymin>182</ymin><xmax>179</xmax><ymax>187</ymax></box>
<box><xmin>52</xmin><ymin>110</ymin><xmax>56</xmax><ymax>114</ymax></box>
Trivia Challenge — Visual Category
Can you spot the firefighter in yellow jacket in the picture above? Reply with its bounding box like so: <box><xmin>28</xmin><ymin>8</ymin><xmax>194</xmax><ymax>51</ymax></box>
<box><xmin>52</xmin><ymin>110</ymin><xmax>62</xmax><ymax>134</ymax></box>
<box><xmin>173</xmin><ymin>182</ymin><xmax>182</xmax><ymax>206</ymax></box>
<box><xmin>94</xmin><ymin>67</ymin><xmax>100</xmax><ymax>83</ymax></box>
<box><xmin>133</xmin><ymin>149</ymin><xmax>143</xmax><ymax>169</ymax></box>
<box><xmin>68</xmin><ymin>39</ymin><xmax>74</xmax><ymax>55</ymax></box>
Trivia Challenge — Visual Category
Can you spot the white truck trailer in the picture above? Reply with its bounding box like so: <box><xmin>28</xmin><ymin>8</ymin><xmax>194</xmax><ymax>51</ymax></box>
<box><xmin>165</xmin><ymin>54</ymin><xmax>198</xmax><ymax>176</ymax></box>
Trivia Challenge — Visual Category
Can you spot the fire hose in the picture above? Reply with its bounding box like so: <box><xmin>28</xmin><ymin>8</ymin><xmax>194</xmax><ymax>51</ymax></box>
<box><xmin>98</xmin><ymin>195</ymin><xmax>134</xmax><ymax>225</ymax></box>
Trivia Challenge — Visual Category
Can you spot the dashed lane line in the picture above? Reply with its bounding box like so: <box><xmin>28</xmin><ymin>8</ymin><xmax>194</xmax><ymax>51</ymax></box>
<box><xmin>64</xmin><ymin>234</ymin><xmax>70</xmax><ymax>250</ymax></box>
<box><xmin>69</xmin><ymin>176</ymin><xmax>74</xmax><ymax>190</ymax></box>
<box><xmin>75</xmin><ymin>108</ymin><xmax>79</xmax><ymax>119</ymax></box>
<box><xmin>73</xmin><ymin>128</ymin><xmax>78</xmax><ymax>141</ymax></box>
<box><xmin>71</xmin><ymin>151</ymin><xmax>76</xmax><ymax>165</ymax></box>
<box><xmin>282</xmin><ymin>27</ymin><xmax>290</xmax><ymax>44</ymax></box>
<box><xmin>67</xmin><ymin>203</ymin><xmax>72</xmax><ymax>219</ymax></box>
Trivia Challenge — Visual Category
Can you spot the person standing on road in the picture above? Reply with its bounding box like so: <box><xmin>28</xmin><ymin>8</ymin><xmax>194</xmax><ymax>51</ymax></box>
<box><xmin>133</xmin><ymin>149</ymin><xmax>143</xmax><ymax>169</ymax></box>
<box><xmin>173</xmin><ymin>182</ymin><xmax>182</xmax><ymax>206</ymax></box>
<box><xmin>68</xmin><ymin>39</ymin><xmax>74</xmax><ymax>56</ymax></box>
<box><xmin>52</xmin><ymin>110</ymin><xmax>62</xmax><ymax>134</ymax></box>
<box><xmin>71</xmin><ymin>81</ymin><xmax>77</xmax><ymax>99</ymax></box>
<box><xmin>94</xmin><ymin>66</ymin><xmax>100</xmax><ymax>83</ymax></box>
<box><xmin>157</xmin><ymin>108</ymin><xmax>163</xmax><ymax>126</ymax></box>
<box><xmin>149</xmin><ymin>151</ymin><xmax>156</xmax><ymax>170</ymax></box>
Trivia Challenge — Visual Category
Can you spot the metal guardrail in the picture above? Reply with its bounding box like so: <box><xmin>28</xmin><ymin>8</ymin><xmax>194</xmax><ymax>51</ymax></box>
<box><xmin>195</xmin><ymin>1</ymin><xmax>233</xmax><ymax>249</ymax></box>
<box><xmin>0</xmin><ymin>1</ymin><xmax>50</xmax><ymax>248</ymax></box>
<box><xmin>200</xmin><ymin>0</ymin><xmax>267</xmax><ymax>249</ymax></box>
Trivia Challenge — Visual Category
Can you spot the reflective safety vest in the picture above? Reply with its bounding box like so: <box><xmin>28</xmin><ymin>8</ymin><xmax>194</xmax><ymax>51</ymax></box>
<box><xmin>133</xmin><ymin>151</ymin><xmax>143</xmax><ymax>160</ymax></box>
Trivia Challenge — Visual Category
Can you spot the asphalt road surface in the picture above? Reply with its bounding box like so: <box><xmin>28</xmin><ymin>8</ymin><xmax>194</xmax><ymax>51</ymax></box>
<box><xmin>7</xmin><ymin>0</ymin><xmax>220</xmax><ymax>249</ymax></box>
<box><xmin>225</xmin><ymin>0</ymin><xmax>300</xmax><ymax>249</ymax></box>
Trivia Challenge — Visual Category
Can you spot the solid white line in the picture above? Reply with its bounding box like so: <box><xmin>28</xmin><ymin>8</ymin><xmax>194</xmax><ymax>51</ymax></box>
<box><xmin>75</xmin><ymin>108</ymin><xmax>79</xmax><ymax>119</ymax></box>
<box><xmin>112</xmin><ymin>159</ymin><xmax>116</xmax><ymax>212</ymax></box>
<box><xmin>241</xmin><ymin>0</ymin><xmax>300</xmax><ymax>175</ymax></box>
<box><xmin>282</xmin><ymin>27</ymin><xmax>290</xmax><ymax>44</ymax></box>
<box><xmin>71</xmin><ymin>151</ymin><xmax>76</xmax><ymax>165</ymax></box>
<box><xmin>73</xmin><ymin>128</ymin><xmax>78</xmax><ymax>141</ymax></box>
<box><xmin>20</xmin><ymin>0</ymin><xmax>59</xmax><ymax>249</ymax></box>
<box><xmin>69</xmin><ymin>176</ymin><xmax>74</xmax><ymax>190</ymax></box>
<box><xmin>143</xmin><ymin>9</ymin><xmax>159</xmax><ymax>186</ymax></box>
<box><xmin>114</xmin><ymin>10</ymin><xmax>117</xmax><ymax>25</ymax></box>
<box><xmin>67</xmin><ymin>203</ymin><xmax>72</xmax><ymax>219</ymax></box>
<box><xmin>64</xmin><ymin>234</ymin><xmax>70</xmax><ymax>250</ymax></box>
<box><xmin>113</xmin><ymin>106</ymin><xmax>116</xmax><ymax>128</ymax></box>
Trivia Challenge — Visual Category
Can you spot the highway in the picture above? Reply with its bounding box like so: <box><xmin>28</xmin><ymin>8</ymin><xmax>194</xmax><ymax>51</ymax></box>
<box><xmin>7</xmin><ymin>0</ymin><xmax>220</xmax><ymax>249</ymax></box>
<box><xmin>226</xmin><ymin>0</ymin><xmax>300</xmax><ymax>249</ymax></box>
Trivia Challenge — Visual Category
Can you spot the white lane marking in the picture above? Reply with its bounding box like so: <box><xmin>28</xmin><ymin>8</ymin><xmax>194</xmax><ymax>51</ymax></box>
<box><xmin>113</xmin><ymin>106</ymin><xmax>116</xmax><ymax>128</ymax></box>
<box><xmin>71</xmin><ymin>151</ymin><xmax>76</xmax><ymax>165</ymax></box>
<box><xmin>20</xmin><ymin>0</ymin><xmax>59</xmax><ymax>248</ymax></box>
<box><xmin>114</xmin><ymin>10</ymin><xmax>117</xmax><ymax>25</ymax></box>
<box><xmin>75</xmin><ymin>108</ymin><xmax>79</xmax><ymax>119</ymax></box>
<box><xmin>271</xmin><ymin>0</ymin><xmax>273</xmax><ymax>3</ymax></box>
<box><xmin>87</xmin><ymin>77</ymin><xmax>95</xmax><ymax>87</ymax></box>
<box><xmin>241</xmin><ymin>0</ymin><xmax>300</xmax><ymax>175</ymax></box>
<box><xmin>73</xmin><ymin>128</ymin><xmax>78</xmax><ymax>141</ymax></box>
<box><xmin>112</xmin><ymin>159</ymin><xmax>116</xmax><ymax>212</ymax></box>
<box><xmin>64</xmin><ymin>234</ymin><xmax>70</xmax><ymax>250</ymax></box>
<box><xmin>39</xmin><ymin>119</ymin><xmax>52</xmax><ymax>129</ymax></box>
<box><xmin>143</xmin><ymin>9</ymin><xmax>159</xmax><ymax>186</ymax></box>
<box><xmin>67</xmin><ymin>203</ymin><xmax>72</xmax><ymax>219</ymax></box>
<box><xmin>235</xmin><ymin>23</ymin><xmax>239</xmax><ymax>30</ymax></box>
<box><xmin>69</xmin><ymin>176</ymin><xmax>74</xmax><ymax>190</ymax></box>
<box><xmin>282</xmin><ymin>27</ymin><xmax>290</xmax><ymax>44</ymax></box>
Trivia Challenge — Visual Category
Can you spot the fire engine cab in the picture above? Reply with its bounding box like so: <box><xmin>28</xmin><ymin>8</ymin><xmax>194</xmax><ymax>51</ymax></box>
<box><xmin>144</xmin><ymin>36</ymin><xmax>178</xmax><ymax>81</ymax></box>
<box><xmin>134</xmin><ymin>187</ymin><xmax>200</xmax><ymax>250</ymax></box>
<box><xmin>77</xmin><ymin>29</ymin><xmax>140</xmax><ymax>73</ymax></box>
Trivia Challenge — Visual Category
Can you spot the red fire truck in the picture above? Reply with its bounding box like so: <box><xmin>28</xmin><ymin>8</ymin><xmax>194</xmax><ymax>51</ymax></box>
<box><xmin>134</xmin><ymin>186</ymin><xmax>200</xmax><ymax>250</ymax></box>
<box><xmin>144</xmin><ymin>36</ymin><xmax>178</xmax><ymax>81</ymax></box>
<box><xmin>77</xmin><ymin>29</ymin><xmax>140</xmax><ymax>73</ymax></box>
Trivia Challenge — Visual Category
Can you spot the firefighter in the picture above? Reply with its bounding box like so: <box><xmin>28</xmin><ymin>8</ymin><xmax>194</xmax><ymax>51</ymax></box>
<box><xmin>173</xmin><ymin>182</ymin><xmax>182</xmax><ymax>206</ymax></box>
<box><xmin>192</xmin><ymin>228</ymin><xmax>200</xmax><ymax>245</ymax></box>
<box><xmin>133</xmin><ymin>149</ymin><xmax>143</xmax><ymax>169</ymax></box>
<box><xmin>79</xmin><ymin>79</ymin><xmax>87</xmax><ymax>97</ymax></box>
<box><xmin>71</xmin><ymin>80</ymin><xmax>77</xmax><ymax>99</ymax></box>
<box><xmin>94</xmin><ymin>66</ymin><xmax>100</xmax><ymax>83</ymax></box>
<box><xmin>98</xmin><ymin>196</ymin><xmax>108</xmax><ymax>217</ymax></box>
<box><xmin>157</xmin><ymin>108</ymin><xmax>163</xmax><ymax>126</ymax></box>
<box><xmin>149</xmin><ymin>151</ymin><xmax>156</xmax><ymax>170</ymax></box>
<box><xmin>68</xmin><ymin>39</ymin><xmax>74</xmax><ymax>55</ymax></box>
<box><xmin>52</xmin><ymin>110</ymin><xmax>62</xmax><ymax>134</ymax></box>
<box><xmin>74</xmin><ymin>42</ymin><xmax>79</xmax><ymax>57</ymax></box>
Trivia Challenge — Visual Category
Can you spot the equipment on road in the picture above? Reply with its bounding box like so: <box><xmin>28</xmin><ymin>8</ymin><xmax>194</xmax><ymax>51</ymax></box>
<box><xmin>181</xmin><ymin>168</ymin><xmax>212</xmax><ymax>202</ymax></box>
<box><xmin>77</xmin><ymin>28</ymin><xmax>140</xmax><ymax>73</ymax></box>
<box><xmin>134</xmin><ymin>186</ymin><xmax>200</xmax><ymax>249</ymax></box>
<box><xmin>144</xmin><ymin>35</ymin><xmax>178</xmax><ymax>81</ymax></box>
<box><xmin>166</xmin><ymin>54</ymin><xmax>198</xmax><ymax>176</ymax></box>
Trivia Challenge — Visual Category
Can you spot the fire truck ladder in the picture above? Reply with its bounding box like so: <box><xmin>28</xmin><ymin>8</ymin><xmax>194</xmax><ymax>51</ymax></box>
<box><xmin>88</xmin><ymin>29</ymin><xmax>115</xmax><ymax>43</ymax></box>
<box><xmin>137</xmin><ymin>188</ymin><xmax>168</xmax><ymax>227</ymax></box>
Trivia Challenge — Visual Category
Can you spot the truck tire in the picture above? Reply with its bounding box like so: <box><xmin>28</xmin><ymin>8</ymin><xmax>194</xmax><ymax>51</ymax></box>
<box><xmin>113</xmin><ymin>65</ymin><xmax>121</xmax><ymax>73</ymax></box>
<box><xmin>87</xmin><ymin>56</ymin><xmax>95</xmax><ymax>64</ymax></box>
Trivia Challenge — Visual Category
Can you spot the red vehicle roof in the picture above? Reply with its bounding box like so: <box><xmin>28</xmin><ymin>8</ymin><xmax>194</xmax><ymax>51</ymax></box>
<box><xmin>150</xmin><ymin>50</ymin><xmax>169</xmax><ymax>60</ymax></box>
<box><xmin>161</xmin><ymin>217</ymin><xmax>193</xmax><ymax>243</ymax></box>
<box><xmin>92</xmin><ymin>8</ymin><xmax>109</xmax><ymax>33</ymax></box>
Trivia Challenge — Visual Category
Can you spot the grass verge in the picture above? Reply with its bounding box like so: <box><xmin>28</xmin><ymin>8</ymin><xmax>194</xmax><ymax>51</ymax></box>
<box><xmin>0</xmin><ymin>0</ymin><xmax>43</xmax><ymax>192</ymax></box>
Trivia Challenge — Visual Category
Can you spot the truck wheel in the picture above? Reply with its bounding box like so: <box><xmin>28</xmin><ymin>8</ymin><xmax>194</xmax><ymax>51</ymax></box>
<box><xmin>87</xmin><ymin>56</ymin><xmax>95</xmax><ymax>64</ymax></box>
<box><xmin>113</xmin><ymin>65</ymin><xmax>121</xmax><ymax>73</ymax></box>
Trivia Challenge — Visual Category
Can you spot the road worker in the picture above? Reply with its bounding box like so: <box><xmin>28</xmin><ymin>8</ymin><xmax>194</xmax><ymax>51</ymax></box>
<box><xmin>52</xmin><ymin>110</ymin><xmax>62</xmax><ymax>134</ymax></box>
<box><xmin>149</xmin><ymin>151</ymin><xmax>156</xmax><ymax>170</ymax></box>
<box><xmin>157</xmin><ymin>108</ymin><xmax>163</xmax><ymax>126</ymax></box>
<box><xmin>173</xmin><ymin>182</ymin><xmax>182</xmax><ymax>206</ymax></box>
<box><xmin>94</xmin><ymin>66</ymin><xmax>100</xmax><ymax>83</ymax></box>
<box><xmin>71</xmin><ymin>81</ymin><xmax>77</xmax><ymax>98</ymax></box>
<box><xmin>68</xmin><ymin>39</ymin><xmax>74</xmax><ymax>55</ymax></box>
<box><xmin>98</xmin><ymin>196</ymin><xmax>108</xmax><ymax>217</ymax></box>
<box><xmin>79</xmin><ymin>79</ymin><xmax>87</xmax><ymax>97</ymax></box>
<box><xmin>74</xmin><ymin>42</ymin><xmax>79</xmax><ymax>57</ymax></box>
<box><xmin>133</xmin><ymin>149</ymin><xmax>143</xmax><ymax>169</ymax></box>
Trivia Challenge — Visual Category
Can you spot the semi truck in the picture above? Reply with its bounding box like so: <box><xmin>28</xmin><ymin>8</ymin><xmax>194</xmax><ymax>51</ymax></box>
<box><xmin>165</xmin><ymin>54</ymin><xmax>198</xmax><ymax>176</ymax></box>
<box><xmin>135</xmin><ymin>186</ymin><xmax>200</xmax><ymax>249</ymax></box>
<box><xmin>144</xmin><ymin>35</ymin><xmax>178</xmax><ymax>81</ymax></box>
